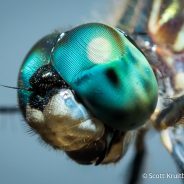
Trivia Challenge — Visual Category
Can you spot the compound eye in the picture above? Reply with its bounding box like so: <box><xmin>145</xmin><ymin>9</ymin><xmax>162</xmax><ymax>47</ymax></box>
<box><xmin>51</xmin><ymin>23</ymin><xmax>125</xmax><ymax>83</ymax></box>
<box><xmin>18</xmin><ymin>33</ymin><xmax>60</xmax><ymax>112</ymax></box>
<box><xmin>51</xmin><ymin>23</ymin><xmax>158</xmax><ymax>131</ymax></box>
<box><xmin>19</xmin><ymin>34</ymin><xmax>60</xmax><ymax>89</ymax></box>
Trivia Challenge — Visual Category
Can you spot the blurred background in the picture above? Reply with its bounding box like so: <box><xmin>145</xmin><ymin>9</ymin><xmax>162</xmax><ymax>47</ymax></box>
<box><xmin>0</xmin><ymin>0</ymin><xmax>182</xmax><ymax>184</ymax></box>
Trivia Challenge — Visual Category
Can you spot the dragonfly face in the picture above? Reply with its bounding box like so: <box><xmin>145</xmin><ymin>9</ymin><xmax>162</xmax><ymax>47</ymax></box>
<box><xmin>18</xmin><ymin>23</ymin><xmax>158</xmax><ymax>164</ymax></box>
<box><xmin>2</xmin><ymin>1</ymin><xmax>184</xmax><ymax>184</ymax></box>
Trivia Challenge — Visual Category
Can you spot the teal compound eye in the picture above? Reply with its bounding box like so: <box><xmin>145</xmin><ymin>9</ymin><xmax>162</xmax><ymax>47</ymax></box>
<box><xmin>52</xmin><ymin>23</ymin><xmax>158</xmax><ymax>131</ymax></box>
<box><xmin>18</xmin><ymin>33</ymin><xmax>61</xmax><ymax>113</ymax></box>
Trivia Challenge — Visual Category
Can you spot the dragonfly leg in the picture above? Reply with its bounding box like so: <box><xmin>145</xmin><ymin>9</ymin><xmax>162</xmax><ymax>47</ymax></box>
<box><xmin>126</xmin><ymin>127</ymin><xmax>148</xmax><ymax>184</ymax></box>
<box><xmin>161</xmin><ymin>125</ymin><xmax>184</xmax><ymax>173</ymax></box>
<box><xmin>0</xmin><ymin>106</ymin><xmax>19</xmax><ymax>114</ymax></box>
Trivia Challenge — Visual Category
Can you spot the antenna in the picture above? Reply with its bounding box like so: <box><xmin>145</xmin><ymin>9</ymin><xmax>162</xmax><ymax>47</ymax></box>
<box><xmin>1</xmin><ymin>84</ymin><xmax>33</xmax><ymax>91</ymax></box>
<box><xmin>0</xmin><ymin>84</ymin><xmax>29</xmax><ymax>114</ymax></box>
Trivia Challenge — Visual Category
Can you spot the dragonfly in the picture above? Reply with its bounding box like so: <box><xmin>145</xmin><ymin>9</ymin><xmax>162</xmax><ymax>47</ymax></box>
<box><xmin>0</xmin><ymin>0</ymin><xmax>184</xmax><ymax>184</ymax></box>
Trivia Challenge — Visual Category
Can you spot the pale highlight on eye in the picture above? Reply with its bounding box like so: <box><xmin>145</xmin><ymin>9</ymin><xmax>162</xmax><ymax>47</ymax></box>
<box><xmin>87</xmin><ymin>37</ymin><xmax>112</xmax><ymax>64</ymax></box>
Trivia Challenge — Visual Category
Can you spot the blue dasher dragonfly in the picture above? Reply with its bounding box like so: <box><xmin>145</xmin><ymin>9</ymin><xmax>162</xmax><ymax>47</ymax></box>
<box><xmin>0</xmin><ymin>0</ymin><xmax>184</xmax><ymax>184</ymax></box>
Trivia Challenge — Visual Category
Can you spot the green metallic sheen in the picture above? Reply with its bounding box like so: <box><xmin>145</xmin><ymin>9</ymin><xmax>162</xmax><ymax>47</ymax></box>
<box><xmin>52</xmin><ymin>23</ymin><xmax>158</xmax><ymax>130</ymax></box>
<box><xmin>18</xmin><ymin>33</ymin><xmax>59</xmax><ymax>111</ymax></box>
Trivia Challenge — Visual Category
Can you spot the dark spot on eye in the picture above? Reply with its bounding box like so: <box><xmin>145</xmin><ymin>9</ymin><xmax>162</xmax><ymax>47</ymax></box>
<box><xmin>105</xmin><ymin>68</ymin><xmax>119</xmax><ymax>86</ymax></box>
